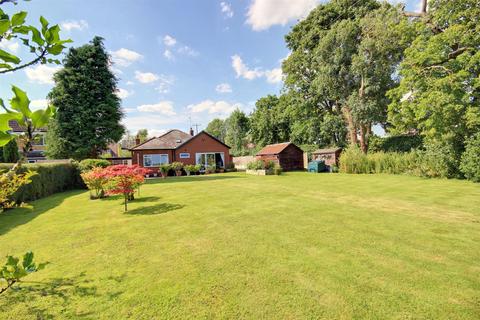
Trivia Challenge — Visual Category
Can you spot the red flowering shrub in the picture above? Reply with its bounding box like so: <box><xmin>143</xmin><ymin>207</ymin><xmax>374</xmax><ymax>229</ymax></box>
<box><xmin>81</xmin><ymin>167</ymin><xmax>109</xmax><ymax>199</ymax></box>
<box><xmin>102</xmin><ymin>165</ymin><xmax>151</xmax><ymax>211</ymax></box>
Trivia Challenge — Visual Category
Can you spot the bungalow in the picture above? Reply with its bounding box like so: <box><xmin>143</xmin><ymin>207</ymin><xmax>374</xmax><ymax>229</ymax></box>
<box><xmin>130</xmin><ymin>129</ymin><xmax>231</xmax><ymax>173</ymax></box>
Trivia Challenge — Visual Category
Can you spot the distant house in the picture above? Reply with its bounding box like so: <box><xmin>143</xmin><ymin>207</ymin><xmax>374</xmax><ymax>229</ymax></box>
<box><xmin>311</xmin><ymin>148</ymin><xmax>342</xmax><ymax>167</ymax></box>
<box><xmin>130</xmin><ymin>129</ymin><xmax>231</xmax><ymax>173</ymax></box>
<box><xmin>256</xmin><ymin>142</ymin><xmax>304</xmax><ymax>171</ymax></box>
<box><xmin>8</xmin><ymin>120</ymin><xmax>47</xmax><ymax>162</ymax></box>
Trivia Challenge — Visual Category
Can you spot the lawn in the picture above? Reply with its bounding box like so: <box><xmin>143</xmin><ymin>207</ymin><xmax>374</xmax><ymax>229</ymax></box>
<box><xmin>0</xmin><ymin>172</ymin><xmax>479</xmax><ymax>319</ymax></box>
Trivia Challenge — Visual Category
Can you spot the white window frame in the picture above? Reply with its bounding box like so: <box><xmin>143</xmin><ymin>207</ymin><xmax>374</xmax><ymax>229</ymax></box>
<box><xmin>179</xmin><ymin>153</ymin><xmax>190</xmax><ymax>159</ymax></box>
<box><xmin>143</xmin><ymin>154</ymin><xmax>169</xmax><ymax>167</ymax></box>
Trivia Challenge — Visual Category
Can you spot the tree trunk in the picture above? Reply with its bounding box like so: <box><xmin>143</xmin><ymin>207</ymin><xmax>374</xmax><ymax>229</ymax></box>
<box><xmin>359</xmin><ymin>124</ymin><xmax>368</xmax><ymax>153</ymax></box>
<box><xmin>342</xmin><ymin>106</ymin><xmax>358</xmax><ymax>145</ymax></box>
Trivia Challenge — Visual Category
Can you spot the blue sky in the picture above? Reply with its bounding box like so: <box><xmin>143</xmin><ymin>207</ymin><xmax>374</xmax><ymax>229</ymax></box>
<box><xmin>1</xmin><ymin>0</ymin><xmax>421</xmax><ymax>137</ymax></box>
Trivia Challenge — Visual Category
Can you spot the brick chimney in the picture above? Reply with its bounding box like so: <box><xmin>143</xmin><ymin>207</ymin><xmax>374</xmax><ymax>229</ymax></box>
<box><xmin>135</xmin><ymin>135</ymin><xmax>141</xmax><ymax>145</ymax></box>
<box><xmin>189</xmin><ymin>127</ymin><xmax>194</xmax><ymax>136</ymax></box>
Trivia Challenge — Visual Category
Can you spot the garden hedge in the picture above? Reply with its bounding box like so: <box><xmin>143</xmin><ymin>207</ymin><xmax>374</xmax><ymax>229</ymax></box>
<box><xmin>0</xmin><ymin>161</ymin><xmax>85</xmax><ymax>204</ymax></box>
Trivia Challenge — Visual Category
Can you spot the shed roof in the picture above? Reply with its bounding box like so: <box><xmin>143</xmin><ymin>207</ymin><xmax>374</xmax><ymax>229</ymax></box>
<box><xmin>130</xmin><ymin>129</ymin><xmax>192</xmax><ymax>150</ymax></box>
<box><xmin>257</xmin><ymin>142</ymin><xmax>295</xmax><ymax>155</ymax></box>
<box><xmin>312</xmin><ymin>147</ymin><xmax>342</xmax><ymax>154</ymax></box>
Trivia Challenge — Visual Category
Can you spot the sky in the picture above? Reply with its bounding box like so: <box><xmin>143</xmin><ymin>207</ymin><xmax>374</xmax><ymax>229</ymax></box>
<box><xmin>1</xmin><ymin>0</ymin><xmax>422</xmax><ymax>137</ymax></box>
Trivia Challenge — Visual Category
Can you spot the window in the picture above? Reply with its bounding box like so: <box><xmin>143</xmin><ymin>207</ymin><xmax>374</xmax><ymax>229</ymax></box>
<box><xmin>179</xmin><ymin>153</ymin><xmax>190</xmax><ymax>159</ymax></box>
<box><xmin>195</xmin><ymin>152</ymin><xmax>224</xmax><ymax>168</ymax></box>
<box><xmin>143</xmin><ymin>154</ymin><xmax>169</xmax><ymax>167</ymax></box>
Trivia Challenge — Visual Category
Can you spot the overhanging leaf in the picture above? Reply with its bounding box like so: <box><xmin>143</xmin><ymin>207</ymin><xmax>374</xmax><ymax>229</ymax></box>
<box><xmin>11</xmin><ymin>11</ymin><xmax>27</xmax><ymax>26</ymax></box>
<box><xmin>9</xmin><ymin>86</ymin><xmax>31</xmax><ymax>116</ymax></box>
<box><xmin>0</xmin><ymin>48</ymin><xmax>20</xmax><ymax>64</ymax></box>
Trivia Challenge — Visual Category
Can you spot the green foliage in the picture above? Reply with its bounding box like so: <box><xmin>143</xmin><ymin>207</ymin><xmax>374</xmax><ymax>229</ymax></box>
<box><xmin>0</xmin><ymin>86</ymin><xmax>55</xmax><ymax>153</ymax></box>
<box><xmin>205</xmin><ymin>119</ymin><xmax>226</xmax><ymax>142</ymax></box>
<box><xmin>273</xmin><ymin>163</ymin><xmax>283</xmax><ymax>175</ymax></box>
<box><xmin>0</xmin><ymin>161</ymin><xmax>83</xmax><ymax>204</ymax></box>
<box><xmin>224</xmin><ymin>109</ymin><xmax>250</xmax><ymax>156</ymax></box>
<box><xmin>340</xmin><ymin>141</ymin><xmax>459</xmax><ymax>179</ymax></box>
<box><xmin>368</xmin><ymin>135</ymin><xmax>424</xmax><ymax>153</ymax></box>
<box><xmin>159</xmin><ymin>164</ymin><xmax>171</xmax><ymax>176</ymax></box>
<box><xmin>2</xmin><ymin>138</ymin><xmax>19</xmax><ymax>162</ymax></box>
<box><xmin>246</xmin><ymin>160</ymin><xmax>265</xmax><ymax>170</ymax></box>
<box><xmin>47</xmin><ymin>37</ymin><xmax>124</xmax><ymax>160</ymax></box>
<box><xmin>0</xmin><ymin>3</ymin><xmax>71</xmax><ymax>74</ymax></box>
<box><xmin>0</xmin><ymin>252</ymin><xmax>46</xmax><ymax>295</ymax></box>
<box><xmin>387</xmin><ymin>0</ymin><xmax>480</xmax><ymax>146</ymax></box>
<box><xmin>460</xmin><ymin>133</ymin><xmax>480</xmax><ymax>182</ymax></box>
<box><xmin>136</xmin><ymin>129</ymin><xmax>148</xmax><ymax>143</ymax></box>
<box><xmin>170</xmin><ymin>162</ymin><xmax>184</xmax><ymax>171</ymax></box>
<box><xmin>205</xmin><ymin>165</ymin><xmax>216</xmax><ymax>174</ymax></box>
<box><xmin>0</xmin><ymin>165</ymin><xmax>35</xmax><ymax>210</ymax></box>
<box><xmin>184</xmin><ymin>164</ymin><xmax>200</xmax><ymax>176</ymax></box>
<box><xmin>78</xmin><ymin>159</ymin><xmax>110</xmax><ymax>173</ymax></box>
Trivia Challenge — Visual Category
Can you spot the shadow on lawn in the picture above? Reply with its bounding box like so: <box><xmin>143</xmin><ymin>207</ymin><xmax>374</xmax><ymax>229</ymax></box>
<box><xmin>125</xmin><ymin>203</ymin><xmax>185</xmax><ymax>215</ymax></box>
<box><xmin>0</xmin><ymin>190</ymin><xmax>84</xmax><ymax>236</ymax></box>
<box><xmin>0</xmin><ymin>271</ymin><xmax>118</xmax><ymax>319</ymax></box>
<box><xmin>147</xmin><ymin>174</ymin><xmax>243</xmax><ymax>185</ymax></box>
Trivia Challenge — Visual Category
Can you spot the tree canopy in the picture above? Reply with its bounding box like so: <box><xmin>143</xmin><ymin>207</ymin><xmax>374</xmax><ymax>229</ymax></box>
<box><xmin>47</xmin><ymin>37</ymin><xmax>124</xmax><ymax>160</ymax></box>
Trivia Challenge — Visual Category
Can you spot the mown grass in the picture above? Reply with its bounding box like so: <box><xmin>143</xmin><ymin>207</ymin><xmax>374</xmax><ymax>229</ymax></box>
<box><xmin>0</xmin><ymin>172</ymin><xmax>479</xmax><ymax>319</ymax></box>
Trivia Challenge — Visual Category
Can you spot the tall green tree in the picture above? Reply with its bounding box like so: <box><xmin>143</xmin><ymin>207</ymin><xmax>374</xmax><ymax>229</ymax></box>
<box><xmin>205</xmin><ymin>118</ymin><xmax>226</xmax><ymax>142</ymax></box>
<box><xmin>283</xmin><ymin>0</ymin><xmax>413</xmax><ymax>152</ymax></box>
<box><xmin>387</xmin><ymin>0</ymin><xmax>480</xmax><ymax>150</ymax></box>
<box><xmin>136</xmin><ymin>129</ymin><xmax>148</xmax><ymax>142</ymax></box>
<box><xmin>224</xmin><ymin>109</ymin><xmax>249</xmax><ymax>156</ymax></box>
<box><xmin>47</xmin><ymin>37</ymin><xmax>125</xmax><ymax>159</ymax></box>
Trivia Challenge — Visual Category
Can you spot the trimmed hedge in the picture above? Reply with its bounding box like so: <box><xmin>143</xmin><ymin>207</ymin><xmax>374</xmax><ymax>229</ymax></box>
<box><xmin>368</xmin><ymin>135</ymin><xmax>423</xmax><ymax>153</ymax></box>
<box><xmin>0</xmin><ymin>161</ymin><xmax>84</xmax><ymax>204</ymax></box>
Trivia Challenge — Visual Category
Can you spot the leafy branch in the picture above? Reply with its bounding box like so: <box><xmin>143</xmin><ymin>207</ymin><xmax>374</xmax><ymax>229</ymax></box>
<box><xmin>0</xmin><ymin>5</ymin><xmax>72</xmax><ymax>74</ymax></box>
<box><xmin>0</xmin><ymin>251</ymin><xmax>47</xmax><ymax>295</ymax></box>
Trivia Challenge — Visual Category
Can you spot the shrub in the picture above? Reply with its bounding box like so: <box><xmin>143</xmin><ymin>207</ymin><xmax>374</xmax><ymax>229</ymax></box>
<box><xmin>415</xmin><ymin>139</ymin><xmax>459</xmax><ymax>179</ymax></box>
<box><xmin>273</xmin><ymin>164</ymin><xmax>283</xmax><ymax>175</ymax></box>
<box><xmin>246</xmin><ymin>159</ymin><xmax>265</xmax><ymax>170</ymax></box>
<box><xmin>460</xmin><ymin>133</ymin><xmax>480</xmax><ymax>182</ymax></box>
<box><xmin>0</xmin><ymin>165</ymin><xmax>36</xmax><ymax>210</ymax></box>
<box><xmin>81</xmin><ymin>167</ymin><xmax>109</xmax><ymax>199</ymax></box>
<box><xmin>0</xmin><ymin>161</ymin><xmax>83</xmax><ymax>204</ymax></box>
<box><xmin>171</xmin><ymin>162</ymin><xmax>184</xmax><ymax>176</ymax></box>
<box><xmin>2</xmin><ymin>139</ymin><xmax>19</xmax><ymax>163</ymax></box>
<box><xmin>184</xmin><ymin>164</ymin><xmax>200</xmax><ymax>176</ymax></box>
<box><xmin>368</xmin><ymin>135</ymin><xmax>423</xmax><ymax>153</ymax></box>
<box><xmin>159</xmin><ymin>164</ymin><xmax>171</xmax><ymax>178</ymax></box>
<box><xmin>264</xmin><ymin>160</ymin><xmax>275</xmax><ymax>170</ymax></box>
<box><xmin>102</xmin><ymin>165</ymin><xmax>150</xmax><ymax>211</ymax></box>
<box><xmin>78</xmin><ymin>159</ymin><xmax>110</xmax><ymax>173</ymax></box>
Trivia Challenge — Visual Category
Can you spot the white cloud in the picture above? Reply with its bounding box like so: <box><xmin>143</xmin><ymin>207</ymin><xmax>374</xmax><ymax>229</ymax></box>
<box><xmin>164</xmin><ymin>49</ymin><xmax>174</xmax><ymax>60</ymax></box>
<box><xmin>155</xmin><ymin>75</ymin><xmax>175</xmax><ymax>93</ymax></box>
<box><xmin>247</xmin><ymin>0</ymin><xmax>318</xmax><ymax>31</ymax></box>
<box><xmin>30</xmin><ymin>99</ymin><xmax>49</xmax><ymax>111</ymax></box>
<box><xmin>231</xmin><ymin>54</ymin><xmax>263</xmax><ymax>80</ymax></box>
<box><xmin>137</xmin><ymin>101</ymin><xmax>176</xmax><ymax>116</ymax></box>
<box><xmin>220</xmin><ymin>2</ymin><xmax>234</xmax><ymax>18</ymax></box>
<box><xmin>149</xmin><ymin>129</ymin><xmax>168</xmax><ymax>137</ymax></box>
<box><xmin>116</xmin><ymin>88</ymin><xmax>132</xmax><ymax>99</ymax></box>
<box><xmin>187</xmin><ymin>100</ymin><xmax>241</xmax><ymax>114</ymax></box>
<box><xmin>126</xmin><ymin>81</ymin><xmax>135</xmax><ymax>85</ymax></box>
<box><xmin>265</xmin><ymin>68</ymin><xmax>283</xmax><ymax>83</ymax></box>
<box><xmin>25</xmin><ymin>65</ymin><xmax>60</xmax><ymax>84</ymax></box>
<box><xmin>135</xmin><ymin>71</ymin><xmax>159</xmax><ymax>83</ymax></box>
<box><xmin>61</xmin><ymin>19</ymin><xmax>88</xmax><ymax>31</ymax></box>
<box><xmin>216</xmin><ymin>83</ymin><xmax>232</xmax><ymax>93</ymax></box>
<box><xmin>0</xmin><ymin>40</ymin><xmax>19</xmax><ymax>53</ymax></box>
<box><xmin>177</xmin><ymin>46</ymin><xmax>199</xmax><ymax>57</ymax></box>
<box><xmin>163</xmin><ymin>35</ymin><xmax>177</xmax><ymax>47</ymax></box>
<box><xmin>111</xmin><ymin>48</ymin><xmax>143</xmax><ymax>67</ymax></box>
<box><xmin>231</xmin><ymin>54</ymin><xmax>283</xmax><ymax>83</ymax></box>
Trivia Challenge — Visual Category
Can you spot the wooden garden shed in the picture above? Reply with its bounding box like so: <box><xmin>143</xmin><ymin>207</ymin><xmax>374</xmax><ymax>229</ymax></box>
<box><xmin>256</xmin><ymin>142</ymin><xmax>304</xmax><ymax>171</ymax></box>
<box><xmin>311</xmin><ymin>148</ymin><xmax>342</xmax><ymax>167</ymax></box>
